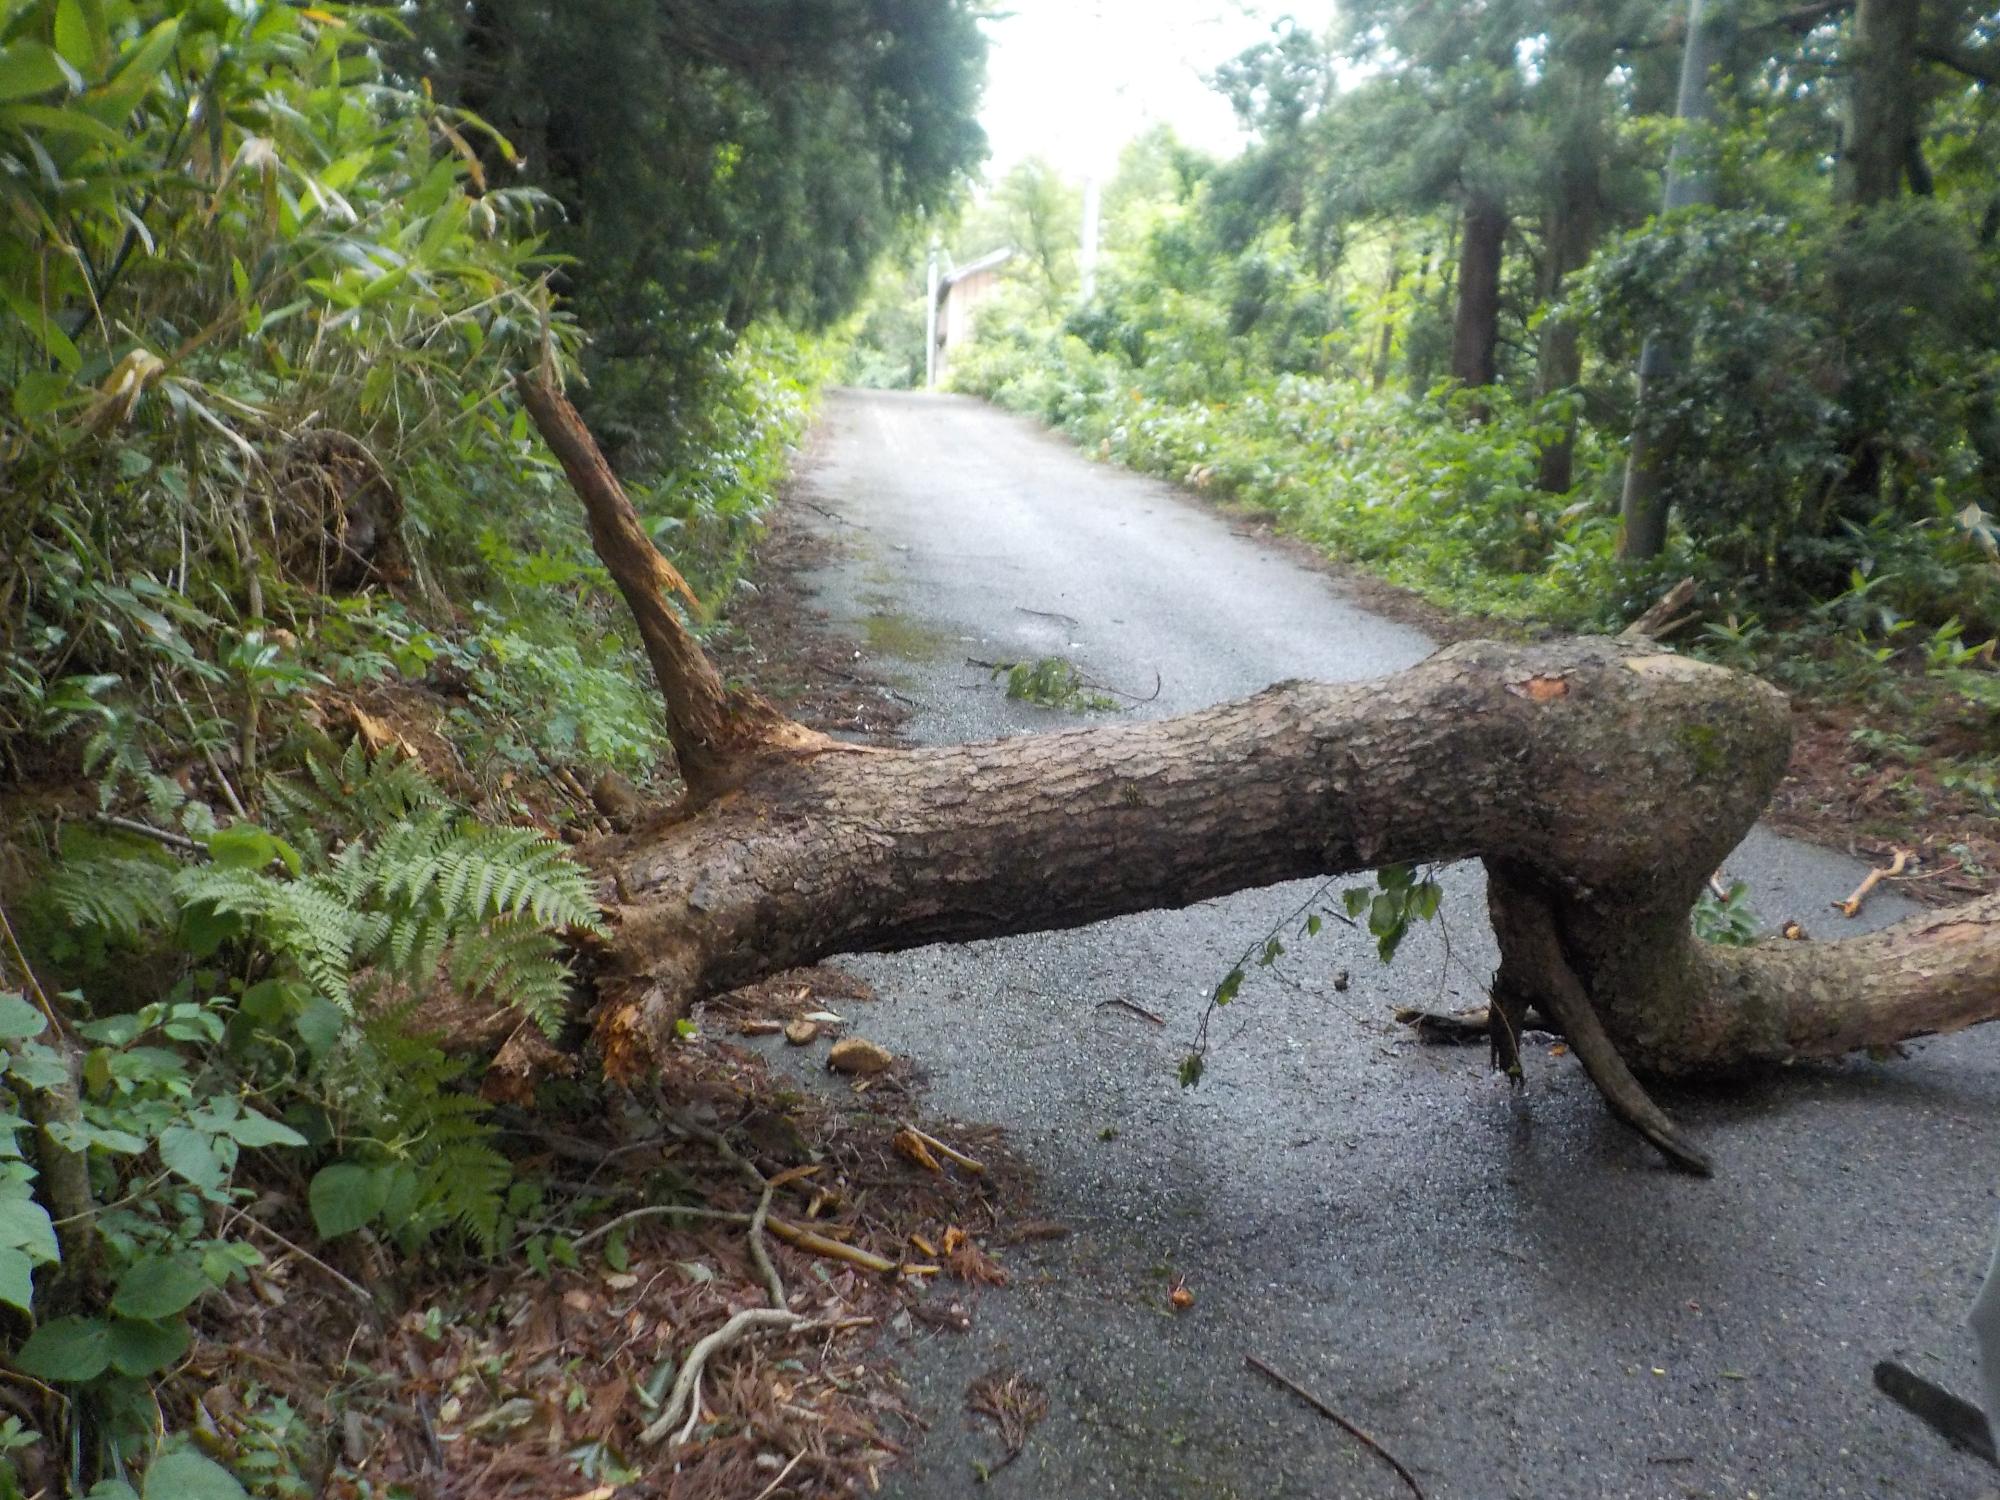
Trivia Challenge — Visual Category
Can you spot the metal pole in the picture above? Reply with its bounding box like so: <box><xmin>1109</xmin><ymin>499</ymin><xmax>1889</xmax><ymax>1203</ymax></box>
<box><xmin>924</xmin><ymin>241</ymin><xmax>940</xmax><ymax>390</ymax></box>
<box><xmin>1080</xmin><ymin>174</ymin><xmax>1101</xmax><ymax>302</ymax></box>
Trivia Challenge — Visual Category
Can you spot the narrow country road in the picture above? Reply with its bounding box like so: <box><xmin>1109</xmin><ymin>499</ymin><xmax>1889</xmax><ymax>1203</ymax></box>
<box><xmin>755</xmin><ymin>389</ymin><xmax>2000</xmax><ymax>1499</ymax></box>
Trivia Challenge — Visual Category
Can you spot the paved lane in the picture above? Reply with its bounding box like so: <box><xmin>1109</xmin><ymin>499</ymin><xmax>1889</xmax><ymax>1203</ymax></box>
<box><xmin>756</xmin><ymin>388</ymin><xmax>2000</xmax><ymax>1499</ymax></box>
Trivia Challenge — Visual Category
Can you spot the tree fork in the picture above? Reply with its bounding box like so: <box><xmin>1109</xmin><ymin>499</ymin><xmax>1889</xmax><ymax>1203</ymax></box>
<box><xmin>516</xmin><ymin>374</ymin><xmax>849</xmax><ymax>800</ymax></box>
<box><xmin>524</xmin><ymin>380</ymin><xmax>2000</xmax><ymax>1169</ymax></box>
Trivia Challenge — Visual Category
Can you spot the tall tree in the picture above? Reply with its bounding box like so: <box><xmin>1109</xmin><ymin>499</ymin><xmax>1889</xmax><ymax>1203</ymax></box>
<box><xmin>1616</xmin><ymin>0</ymin><xmax>1726</xmax><ymax>562</ymax></box>
<box><xmin>1450</xmin><ymin>192</ymin><xmax>1510</xmax><ymax>387</ymax></box>
<box><xmin>1837</xmin><ymin>0</ymin><xmax>1927</xmax><ymax>205</ymax></box>
<box><xmin>412</xmin><ymin>0</ymin><xmax>988</xmax><ymax>460</ymax></box>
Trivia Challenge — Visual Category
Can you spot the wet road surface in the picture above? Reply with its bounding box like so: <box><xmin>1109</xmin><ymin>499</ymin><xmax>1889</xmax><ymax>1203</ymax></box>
<box><xmin>749</xmin><ymin>388</ymin><xmax>2000</xmax><ymax>1499</ymax></box>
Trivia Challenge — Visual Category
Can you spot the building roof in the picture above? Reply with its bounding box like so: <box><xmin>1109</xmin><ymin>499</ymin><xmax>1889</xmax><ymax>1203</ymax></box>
<box><xmin>939</xmin><ymin>246</ymin><xmax>1014</xmax><ymax>292</ymax></box>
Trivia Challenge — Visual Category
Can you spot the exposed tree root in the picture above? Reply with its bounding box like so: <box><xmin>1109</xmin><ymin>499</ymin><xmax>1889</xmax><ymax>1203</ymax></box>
<box><xmin>1489</xmin><ymin>875</ymin><xmax>1713</xmax><ymax>1175</ymax></box>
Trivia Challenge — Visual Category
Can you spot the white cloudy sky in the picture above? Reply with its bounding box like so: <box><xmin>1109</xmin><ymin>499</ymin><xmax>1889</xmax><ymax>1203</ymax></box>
<box><xmin>977</xmin><ymin>1</ymin><xmax>1324</xmax><ymax>182</ymax></box>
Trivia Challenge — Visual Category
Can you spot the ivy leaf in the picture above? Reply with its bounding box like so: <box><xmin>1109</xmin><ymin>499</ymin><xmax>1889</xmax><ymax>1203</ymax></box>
<box><xmin>107</xmin><ymin>1315</ymin><xmax>190</xmax><ymax>1376</ymax></box>
<box><xmin>1177</xmin><ymin>1053</ymin><xmax>1205</xmax><ymax>1088</ymax></box>
<box><xmin>0</xmin><ymin>1196</ymin><xmax>57</xmax><ymax>1261</ymax></box>
<box><xmin>310</xmin><ymin>1162</ymin><xmax>387</xmax><ymax>1238</ymax></box>
<box><xmin>112</xmin><ymin>1254</ymin><xmax>209</xmax><ymax>1320</ymax></box>
<box><xmin>0</xmin><ymin>993</ymin><xmax>45</xmax><ymax>1040</ymax></box>
<box><xmin>157</xmin><ymin>1124</ymin><xmax>226</xmax><ymax>1190</ymax></box>
<box><xmin>13</xmin><ymin>1314</ymin><xmax>112</xmax><ymax>1382</ymax></box>
<box><xmin>1212</xmin><ymin>968</ymin><xmax>1244</xmax><ymax>1006</ymax></box>
<box><xmin>141</xmin><ymin>1449</ymin><xmax>248</xmax><ymax>1500</ymax></box>
<box><xmin>0</xmin><ymin>1247</ymin><xmax>33</xmax><ymax>1313</ymax></box>
<box><xmin>222</xmin><ymin>1111</ymin><xmax>306</xmax><ymax>1149</ymax></box>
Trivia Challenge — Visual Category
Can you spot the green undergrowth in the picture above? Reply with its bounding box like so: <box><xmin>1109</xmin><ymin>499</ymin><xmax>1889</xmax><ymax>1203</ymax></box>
<box><xmin>952</xmin><ymin>317</ymin><xmax>2000</xmax><ymax>849</ymax></box>
<box><xmin>0</xmin><ymin>1</ymin><xmax>828</xmax><ymax>1491</ymax></box>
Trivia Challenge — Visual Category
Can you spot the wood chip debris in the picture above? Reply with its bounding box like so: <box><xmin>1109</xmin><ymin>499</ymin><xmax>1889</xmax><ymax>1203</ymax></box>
<box><xmin>827</xmin><ymin>1037</ymin><xmax>895</xmax><ymax>1075</ymax></box>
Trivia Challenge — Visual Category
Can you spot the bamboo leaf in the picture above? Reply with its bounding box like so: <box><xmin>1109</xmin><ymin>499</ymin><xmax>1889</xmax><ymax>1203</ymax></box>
<box><xmin>0</xmin><ymin>42</ymin><xmax>78</xmax><ymax>102</ymax></box>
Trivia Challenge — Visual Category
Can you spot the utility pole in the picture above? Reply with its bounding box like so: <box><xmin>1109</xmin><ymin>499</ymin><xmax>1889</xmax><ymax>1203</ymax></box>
<box><xmin>924</xmin><ymin>240</ymin><xmax>941</xmax><ymax>390</ymax></box>
<box><xmin>1079</xmin><ymin>174</ymin><xmax>1101</xmax><ymax>302</ymax></box>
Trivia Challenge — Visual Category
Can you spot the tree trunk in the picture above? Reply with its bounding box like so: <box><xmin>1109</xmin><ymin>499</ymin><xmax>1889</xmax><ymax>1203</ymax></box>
<box><xmin>516</xmin><ymin>377</ymin><xmax>2000</xmax><ymax>1176</ymax></box>
<box><xmin>1837</xmin><ymin>0</ymin><xmax>1924</xmax><ymax>207</ymax></box>
<box><xmin>1449</xmin><ymin>194</ymin><xmax>1507</xmax><ymax>390</ymax></box>
<box><xmin>1533</xmin><ymin>26</ymin><xmax>1609</xmax><ymax>496</ymax></box>
<box><xmin>1532</xmin><ymin>180</ymin><xmax>1596</xmax><ymax>493</ymax></box>
<box><xmin>1370</xmin><ymin>240</ymin><xmax>1402</xmax><ymax>393</ymax></box>
<box><xmin>1617</xmin><ymin>0</ymin><xmax>1724</xmax><ymax>562</ymax></box>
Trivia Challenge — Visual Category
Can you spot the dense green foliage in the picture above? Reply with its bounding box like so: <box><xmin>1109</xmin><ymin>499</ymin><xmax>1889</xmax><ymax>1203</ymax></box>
<box><xmin>409</xmin><ymin>0</ymin><xmax>987</xmax><ymax>462</ymax></box>
<box><xmin>0</xmin><ymin>0</ymin><xmax>984</xmax><ymax>1490</ymax></box>
<box><xmin>922</xmin><ymin>6</ymin><xmax>2000</xmax><ymax>819</ymax></box>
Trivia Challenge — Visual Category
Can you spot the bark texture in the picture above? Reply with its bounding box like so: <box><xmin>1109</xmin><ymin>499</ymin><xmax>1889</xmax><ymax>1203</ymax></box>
<box><xmin>516</xmin><ymin>375</ymin><xmax>836</xmax><ymax>799</ymax></box>
<box><xmin>1837</xmin><ymin>0</ymin><xmax>1924</xmax><ymax>207</ymax></box>
<box><xmin>1449</xmin><ymin>194</ymin><xmax>1507</xmax><ymax>390</ymax></box>
<box><xmin>582</xmin><ymin>640</ymin><xmax>2000</xmax><ymax>1123</ymax></box>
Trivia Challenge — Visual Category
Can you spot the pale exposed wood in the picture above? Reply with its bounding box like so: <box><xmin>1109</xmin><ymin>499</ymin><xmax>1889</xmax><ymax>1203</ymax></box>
<box><xmin>515</xmin><ymin>374</ymin><xmax>833</xmax><ymax>798</ymax></box>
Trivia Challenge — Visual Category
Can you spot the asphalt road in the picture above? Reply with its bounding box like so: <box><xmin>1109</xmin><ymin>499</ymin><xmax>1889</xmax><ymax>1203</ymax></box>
<box><xmin>756</xmin><ymin>388</ymin><xmax>2000</xmax><ymax>1499</ymax></box>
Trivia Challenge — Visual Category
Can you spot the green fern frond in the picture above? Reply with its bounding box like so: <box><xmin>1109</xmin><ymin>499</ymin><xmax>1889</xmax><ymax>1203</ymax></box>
<box><xmin>174</xmin><ymin>865</ymin><xmax>283</xmax><ymax>921</ymax></box>
<box><xmin>325</xmin><ymin>1025</ymin><xmax>513</xmax><ymax>1253</ymax></box>
<box><xmin>274</xmin><ymin>880</ymin><xmax>365</xmax><ymax>1009</ymax></box>
<box><xmin>266</xmin><ymin>741</ymin><xmax>444</xmax><ymax>847</ymax></box>
<box><xmin>40</xmin><ymin>853</ymin><xmax>178</xmax><ymax>946</ymax></box>
<box><xmin>448</xmin><ymin>917</ymin><xmax>571</xmax><ymax>1037</ymax></box>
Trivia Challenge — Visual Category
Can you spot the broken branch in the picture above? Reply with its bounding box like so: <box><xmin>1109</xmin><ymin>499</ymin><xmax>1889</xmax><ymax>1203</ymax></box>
<box><xmin>638</xmin><ymin>1306</ymin><xmax>812</xmax><ymax>1446</ymax></box>
<box><xmin>1834</xmin><ymin>848</ymin><xmax>1913</xmax><ymax>918</ymax></box>
<box><xmin>895</xmin><ymin>1122</ymin><xmax>988</xmax><ymax>1175</ymax></box>
<box><xmin>1245</xmin><ymin>1353</ymin><xmax>1426</xmax><ymax>1499</ymax></box>
<box><xmin>515</xmin><ymin>372</ymin><xmax>830</xmax><ymax>797</ymax></box>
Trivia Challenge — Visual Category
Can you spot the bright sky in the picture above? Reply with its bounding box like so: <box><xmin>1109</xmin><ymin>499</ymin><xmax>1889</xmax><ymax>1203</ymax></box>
<box><xmin>978</xmin><ymin>1</ymin><xmax>1323</xmax><ymax>183</ymax></box>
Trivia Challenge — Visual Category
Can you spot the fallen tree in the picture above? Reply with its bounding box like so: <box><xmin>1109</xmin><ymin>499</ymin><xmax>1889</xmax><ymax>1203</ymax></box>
<box><xmin>519</xmin><ymin>375</ymin><xmax>2000</xmax><ymax>1176</ymax></box>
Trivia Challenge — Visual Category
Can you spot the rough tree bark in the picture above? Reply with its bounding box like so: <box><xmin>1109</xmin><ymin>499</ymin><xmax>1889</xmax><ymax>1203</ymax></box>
<box><xmin>515</xmin><ymin>376</ymin><xmax>2000</xmax><ymax>1176</ymax></box>
<box><xmin>1617</xmin><ymin>0</ymin><xmax>1724</xmax><ymax>562</ymax></box>
<box><xmin>1449</xmin><ymin>193</ymin><xmax>1507</xmax><ymax>391</ymax></box>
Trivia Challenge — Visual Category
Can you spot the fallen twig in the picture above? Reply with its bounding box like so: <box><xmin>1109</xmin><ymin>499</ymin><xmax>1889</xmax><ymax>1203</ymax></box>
<box><xmin>639</xmin><ymin>1307</ymin><xmax>812</xmax><ymax>1446</ymax></box>
<box><xmin>748</xmin><ymin>1178</ymin><xmax>787</xmax><ymax>1310</ymax></box>
<box><xmin>965</xmin><ymin>657</ymin><xmax>1163</xmax><ymax>704</ymax></box>
<box><xmin>967</xmin><ymin>1369</ymin><xmax>1049</xmax><ymax>1481</ymax></box>
<box><xmin>88</xmin><ymin>813</ymin><xmax>205</xmax><ymax>853</ymax></box>
<box><xmin>1707</xmin><ymin>871</ymin><xmax>1732</xmax><ymax>901</ymax></box>
<box><xmin>895</xmin><ymin>1121</ymin><xmax>988</xmax><ymax>1174</ymax></box>
<box><xmin>1244</xmin><ymin>1353</ymin><xmax>1425</xmax><ymax>1499</ymax></box>
<box><xmin>1094</xmin><ymin>997</ymin><xmax>1166</xmax><ymax>1027</ymax></box>
<box><xmin>750</xmin><ymin>1453</ymin><xmax>808</xmax><ymax>1500</ymax></box>
<box><xmin>1015</xmin><ymin>605</ymin><xmax>1081</xmax><ymax>627</ymax></box>
<box><xmin>233</xmin><ymin>1213</ymin><xmax>375</xmax><ymax>1307</ymax></box>
<box><xmin>1834</xmin><ymin>848</ymin><xmax>1913</xmax><ymax>918</ymax></box>
<box><xmin>768</xmin><ymin>1216</ymin><xmax>926</xmax><ymax>1275</ymax></box>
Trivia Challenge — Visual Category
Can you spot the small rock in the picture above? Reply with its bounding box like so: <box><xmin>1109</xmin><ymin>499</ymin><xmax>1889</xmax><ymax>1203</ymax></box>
<box><xmin>827</xmin><ymin>1037</ymin><xmax>894</xmax><ymax>1075</ymax></box>
<box><xmin>784</xmin><ymin>1018</ymin><xmax>819</xmax><ymax>1046</ymax></box>
<box><xmin>592</xmin><ymin>770</ymin><xmax>640</xmax><ymax>827</ymax></box>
